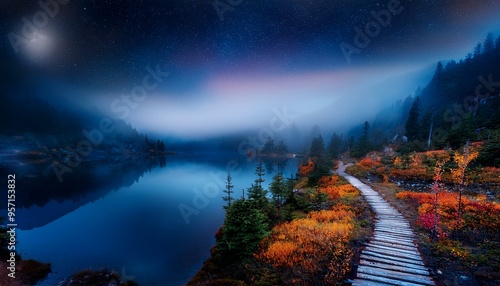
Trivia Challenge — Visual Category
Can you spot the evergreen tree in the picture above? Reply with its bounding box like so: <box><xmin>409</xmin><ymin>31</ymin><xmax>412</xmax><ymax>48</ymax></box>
<box><xmin>445</xmin><ymin>60</ymin><xmax>457</xmax><ymax>70</ymax></box>
<box><xmin>473</xmin><ymin>42</ymin><xmax>482</xmax><ymax>57</ymax></box>
<box><xmin>432</xmin><ymin>62</ymin><xmax>443</xmax><ymax>83</ymax></box>
<box><xmin>217</xmin><ymin>199</ymin><xmax>270</xmax><ymax>260</ymax></box>
<box><xmin>447</xmin><ymin>114</ymin><xmax>477</xmax><ymax>149</ymax></box>
<box><xmin>353</xmin><ymin>121</ymin><xmax>371</xmax><ymax>157</ymax></box>
<box><xmin>156</xmin><ymin>139</ymin><xmax>165</xmax><ymax>152</ymax></box>
<box><xmin>254</xmin><ymin>161</ymin><xmax>265</xmax><ymax>188</ymax></box>
<box><xmin>222</xmin><ymin>172</ymin><xmax>234</xmax><ymax>210</ymax></box>
<box><xmin>262</xmin><ymin>137</ymin><xmax>275</xmax><ymax>154</ymax></box>
<box><xmin>270</xmin><ymin>172</ymin><xmax>286</xmax><ymax>207</ymax></box>
<box><xmin>327</xmin><ymin>132</ymin><xmax>342</xmax><ymax>159</ymax></box>
<box><xmin>483</xmin><ymin>32</ymin><xmax>495</xmax><ymax>53</ymax></box>
<box><xmin>495</xmin><ymin>36</ymin><xmax>500</xmax><ymax>49</ymax></box>
<box><xmin>420</xmin><ymin>111</ymin><xmax>433</xmax><ymax>142</ymax></box>
<box><xmin>477</xmin><ymin>137</ymin><xmax>500</xmax><ymax>167</ymax></box>
<box><xmin>405</xmin><ymin>97</ymin><xmax>421</xmax><ymax>141</ymax></box>
<box><xmin>247</xmin><ymin>162</ymin><xmax>269</xmax><ymax>209</ymax></box>
<box><xmin>465</xmin><ymin>52</ymin><xmax>473</xmax><ymax>63</ymax></box>
<box><xmin>308</xmin><ymin>134</ymin><xmax>330</xmax><ymax>185</ymax></box>
<box><xmin>347</xmin><ymin>136</ymin><xmax>355</xmax><ymax>152</ymax></box>
<box><xmin>247</xmin><ymin>184</ymin><xmax>268</xmax><ymax>208</ymax></box>
<box><xmin>310</xmin><ymin>135</ymin><xmax>325</xmax><ymax>158</ymax></box>
<box><xmin>276</xmin><ymin>140</ymin><xmax>288</xmax><ymax>155</ymax></box>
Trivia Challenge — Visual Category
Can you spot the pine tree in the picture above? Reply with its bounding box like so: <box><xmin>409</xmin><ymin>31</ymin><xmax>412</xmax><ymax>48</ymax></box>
<box><xmin>156</xmin><ymin>139</ymin><xmax>162</xmax><ymax>152</ymax></box>
<box><xmin>353</xmin><ymin>121</ymin><xmax>371</xmax><ymax>157</ymax></box>
<box><xmin>405</xmin><ymin>97</ymin><xmax>421</xmax><ymax>141</ymax></box>
<box><xmin>248</xmin><ymin>162</ymin><xmax>269</xmax><ymax>209</ymax></box>
<box><xmin>222</xmin><ymin>172</ymin><xmax>234</xmax><ymax>210</ymax></box>
<box><xmin>327</xmin><ymin>132</ymin><xmax>342</xmax><ymax>159</ymax></box>
<box><xmin>247</xmin><ymin>184</ymin><xmax>268</xmax><ymax>210</ymax></box>
<box><xmin>310</xmin><ymin>135</ymin><xmax>325</xmax><ymax>158</ymax></box>
<box><xmin>473</xmin><ymin>42</ymin><xmax>482</xmax><ymax>57</ymax></box>
<box><xmin>276</xmin><ymin>140</ymin><xmax>288</xmax><ymax>155</ymax></box>
<box><xmin>432</xmin><ymin>61</ymin><xmax>443</xmax><ymax>82</ymax></box>
<box><xmin>270</xmin><ymin>172</ymin><xmax>286</xmax><ymax>207</ymax></box>
<box><xmin>254</xmin><ymin>161</ymin><xmax>265</xmax><ymax>188</ymax></box>
<box><xmin>420</xmin><ymin>111</ymin><xmax>433</xmax><ymax>143</ymax></box>
<box><xmin>262</xmin><ymin>137</ymin><xmax>275</xmax><ymax>154</ymax></box>
<box><xmin>483</xmin><ymin>32</ymin><xmax>495</xmax><ymax>53</ymax></box>
<box><xmin>217</xmin><ymin>199</ymin><xmax>270</xmax><ymax>260</ymax></box>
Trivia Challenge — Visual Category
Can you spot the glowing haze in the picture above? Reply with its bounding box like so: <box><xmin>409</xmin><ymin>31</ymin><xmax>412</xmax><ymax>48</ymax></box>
<box><xmin>2</xmin><ymin>1</ymin><xmax>500</xmax><ymax>140</ymax></box>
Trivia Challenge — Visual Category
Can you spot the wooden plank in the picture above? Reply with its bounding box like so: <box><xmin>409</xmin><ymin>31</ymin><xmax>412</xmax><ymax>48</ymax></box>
<box><xmin>357</xmin><ymin>265</ymin><xmax>434</xmax><ymax>285</ymax></box>
<box><xmin>374</xmin><ymin>229</ymin><xmax>415</xmax><ymax>237</ymax></box>
<box><xmin>358</xmin><ymin>259</ymin><xmax>431</xmax><ymax>276</ymax></box>
<box><xmin>363</xmin><ymin>250</ymin><xmax>425</xmax><ymax>266</ymax></box>
<box><xmin>356</xmin><ymin>273</ymin><xmax>431</xmax><ymax>286</ymax></box>
<box><xmin>371</xmin><ymin>234</ymin><xmax>415</xmax><ymax>246</ymax></box>
<box><xmin>360</xmin><ymin>254</ymin><xmax>429</xmax><ymax>271</ymax></box>
<box><xmin>376</xmin><ymin>220</ymin><xmax>409</xmax><ymax>224</ymax></box>
<box><xmin>352</xmin><ymin>278</ymin><xmax>393</xmax><ymax>286</ymax></box>
<box><xmin>368</xmin><ymin>240</ymin><xmax>418</xmax><ymax>251</ymax></box>
<box><xmin>365</xmin><ymin>246</ymin><xmax>423</xmax><ymax>261</ymax></box>
<box><xmin>376</xmin><ymin>222</ymin><xmax>410</xmax><ymax>226</ymax></box>
<box><xmin>366</xmin><ymin>243</ymin><xmax>421</xmax><ymax>256</ymax></box>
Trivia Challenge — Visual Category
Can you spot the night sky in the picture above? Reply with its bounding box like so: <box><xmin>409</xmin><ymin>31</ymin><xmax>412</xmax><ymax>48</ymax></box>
<box><xmin>2</xmin><ymin>0</ymin><xmax>500</xmax><ymax>138</ymax></box>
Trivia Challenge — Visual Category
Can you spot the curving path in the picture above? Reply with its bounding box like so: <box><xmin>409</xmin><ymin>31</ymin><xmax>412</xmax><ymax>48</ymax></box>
<box><xmin>337</xmin><ymin>162</ymin><xmax>435</xmax><ymax>286</ymax></box>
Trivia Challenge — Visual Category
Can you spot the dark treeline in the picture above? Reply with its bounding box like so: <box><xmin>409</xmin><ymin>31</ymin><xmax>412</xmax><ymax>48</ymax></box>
<box><xmin>308</xmin><ymin>32</ymin><xmax>500</xmax><ymax>166</ymax></box>
<box><xmin>0</xmin><ymin>92</ymin><xmax>168</xmax><ymax>157</ymax></box>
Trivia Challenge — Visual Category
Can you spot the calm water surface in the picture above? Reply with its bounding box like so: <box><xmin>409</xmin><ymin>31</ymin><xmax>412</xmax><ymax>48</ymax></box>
<box><xmin>10</xmin><ymin>152</ymin><xmax>299</xmax><ymax>286</ymax></box>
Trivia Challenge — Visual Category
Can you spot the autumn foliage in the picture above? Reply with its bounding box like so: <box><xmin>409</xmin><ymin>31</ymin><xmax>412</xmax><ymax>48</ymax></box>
<box><xmin>316</xmin><ymin>175</ymin><xmax>359</xmax><ymax>201</ymax></box>
<box><xmin>298</xmin><ymin>159</ymin><xmax>314</xmax><ymax>177</ymax></box>
<box><xmin>256</xmin><ymin>204</ymin><xmax>355</xmax><ymax>284</ymax></box>
<box><xmin>396</xmin><ymin>191</ymin><xmax>500</xmax><ymax>239</ymax></box>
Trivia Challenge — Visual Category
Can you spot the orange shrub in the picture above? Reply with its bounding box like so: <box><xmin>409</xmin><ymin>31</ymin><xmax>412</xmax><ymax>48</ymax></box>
<box><xmin>319</xmin><ymin>186</ymin><xmax>340</xmax><ymax>200</ymax></box>
<box><xmin>308</xmin><ymin>205</ymin><xmax>355</xmax><ymax>223</ymax></box>
<box><xmin>475</xmin><ymin>167</ymin><xmax>500</xmax><ymax>185</ymax></box>
<box><xmin>396</xmin><ymin>191</ymin><xmax>435</xmax><ymax>204</ymax></box>
<box><xmin>318</xmin><ymin>175</ymin><xmax>340</xmax><ymax>188</ymax></box>
<box><xmin>319</xmin><ymin>184</ymin><xmax>358</xmax><ymax>200</ymax></box>
<box><xmin>298</xmin><ymin>159</ymin><xmax>314</xmax><ymax>177</ymax></box>
<box><xmin>389</xmin><ymin>167</ymin><xmax>430</xmax><ymax>180</ymax></box>
<box><xmin>357</xmin><ymin>157</ymin><xmax>382</xmax><ymax>170</ymax></box>
<box><xmin>257</xmin><ymin>205</ymin><xmax>355</xmax><ymax>284</ymax></box>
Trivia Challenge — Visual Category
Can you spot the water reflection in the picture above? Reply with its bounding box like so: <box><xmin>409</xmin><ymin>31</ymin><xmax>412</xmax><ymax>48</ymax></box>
<box><xmin>0</xmin><ymin>155</ymin><xmax>168</xmax><ymax>230</ymax></box>
<box><xmin>5</xmin><ymin>153</ymin><xmax>299</xmax><ymax>285</ymax></box>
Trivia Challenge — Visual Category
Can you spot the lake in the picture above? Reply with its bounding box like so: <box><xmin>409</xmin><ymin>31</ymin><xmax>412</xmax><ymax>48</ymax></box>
<box><xmin>5</xmin><ymin>152</ymin><xmax>300</xmax><ymax>286</ymax></box>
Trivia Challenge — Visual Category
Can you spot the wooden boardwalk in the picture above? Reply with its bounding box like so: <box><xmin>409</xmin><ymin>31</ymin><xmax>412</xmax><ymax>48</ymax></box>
<box><xmin>338</xmin><ymin>162</ymin><xmax>435</xmax><ymax>286</ymax></box>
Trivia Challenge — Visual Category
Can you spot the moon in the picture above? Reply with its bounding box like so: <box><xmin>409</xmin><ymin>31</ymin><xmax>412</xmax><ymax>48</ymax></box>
<box><xmin>26</xmin><ymin>32</ymin><xmax>53</xmax><ymax>61</ymax></box>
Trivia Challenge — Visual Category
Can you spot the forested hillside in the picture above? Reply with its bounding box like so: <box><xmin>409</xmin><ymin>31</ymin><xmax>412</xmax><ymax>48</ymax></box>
<box><xmin>364</xmin><ymin>32</ymin><xmax>500</xmax><ymax>164</ymax></box>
